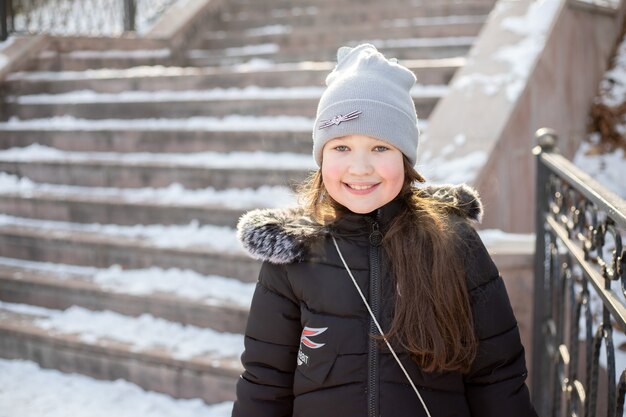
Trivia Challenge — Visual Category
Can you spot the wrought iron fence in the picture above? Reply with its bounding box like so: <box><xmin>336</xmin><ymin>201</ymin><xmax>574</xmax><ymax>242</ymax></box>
<box><xmin>532</xmin><ymin>128</ymin><xmax>626</xmax><ymax>417</ymax></box>
<box><xmin>0</xmin><ymin>0</ymin><xmax>177</xmax><ymax>40</ymax></box>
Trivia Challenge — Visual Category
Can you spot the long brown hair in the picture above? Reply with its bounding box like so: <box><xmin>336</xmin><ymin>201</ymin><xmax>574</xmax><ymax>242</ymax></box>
<box><xmin>297</xmin><ymin>157</ymin><xmax>478</xmax><ymax>373</ymax></box>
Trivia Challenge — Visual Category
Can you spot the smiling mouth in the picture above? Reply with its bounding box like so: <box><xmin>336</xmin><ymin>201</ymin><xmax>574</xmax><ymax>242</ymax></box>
<box><xmin>348</xmin><ymin>184</ymin><xmax>374</xmax><ymax>190</ymax></box>
<box><xmin>344</xmin><ymin>183</ymin><xmax>380</xmax><ymax>191</ymax></box>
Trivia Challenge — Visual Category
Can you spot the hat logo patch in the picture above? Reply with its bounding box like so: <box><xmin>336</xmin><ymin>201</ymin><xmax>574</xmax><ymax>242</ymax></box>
<box><xmin>318</xmin><ymin>110</ymin><xmax>362</xmax><ymax>130</ymax></box>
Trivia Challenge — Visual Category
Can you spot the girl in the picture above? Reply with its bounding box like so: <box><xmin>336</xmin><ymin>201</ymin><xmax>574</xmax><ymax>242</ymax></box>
<box><xmin>232</xmin><ymin>44</ymin><xmax>537</xmax><ymax>417</ymax></box>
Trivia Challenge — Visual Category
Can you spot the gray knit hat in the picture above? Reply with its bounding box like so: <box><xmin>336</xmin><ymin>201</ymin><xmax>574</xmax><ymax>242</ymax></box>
<box><xmin>312</xmin><ymin>43</ymin><xmax>419</xmax><ymax>166</ymax></box>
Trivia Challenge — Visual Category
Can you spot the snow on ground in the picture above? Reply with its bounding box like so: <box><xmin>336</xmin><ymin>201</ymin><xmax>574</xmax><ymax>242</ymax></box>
<box><xmin>0</xmin><ymin>256</ymin><xmax>255</xmax><ymax>307</ymax></box>
<box><xmin>478</xmin><ymin>229</ymin><xmax>535</xmax><ymax>248</ymax></box>
<box><xmin>0</xmin><ymin>359</ymin><xmax>233</xmax><ymax>417</ymax></box>
<box><xmin>0</xmin><ymin>300</ymin><xmax>244</xmax><ymax>361</ymax></box>
<box><xmin>0</xmin><ymin>172</ymin><xmax>296</xmax><ymax>209</ymax></box>
<box><xmin>9</xmin><ymin>84</ymin><xmax>448</xmax><ymax>104</ymax></box>
<box><xmin>572</xmin><ymin>27</ymin><xmax>626</xmax><ymax>200</ymax></box>
<box><xmin>0</xmin><ymin>143</ymin><xmax>316</xmax><ymax>170</ymax></box>
<box><xmin>0</xmin><ymin>213</ymin><xmax>243</xmax><ymax>253</ymax></box>
<box><xmin>573</xmin><ymin>139</ymin><xmax>626</xmax><ymax>198</ymax></box>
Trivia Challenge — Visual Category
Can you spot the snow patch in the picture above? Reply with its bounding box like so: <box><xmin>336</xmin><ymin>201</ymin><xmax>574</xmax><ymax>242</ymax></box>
<box><xmin>67</xmin><ymin>49</ymin><xmax>171</xmax><ymax>59</ymax></box>
<box><xmin>419</xmin><ymin>151</ymin><xmax>488</xmax><ymax>184</ymax></box>
<box><xmin>0</xmin><ymin>172</ymin><xmax>295</xmax><ymax>209</ymax></box>
<box><xmin>0</xmin><ymin>115</ymin><xmax>315</xmax><ymax>132</ymax></box>
<box><xmin>453</xmin><ymin>0</ymin><xmax>560</xmax><ymax>101</ymax></box>
<box><xmin>363</xmin><ymin>36</ymin><xmax>476</xmax><ymax>49</ymax></box>
<box><xmin>0</xmin><ymin>301</ymin><xmax>244</xmax><ymax>360</ymax></box>
<box><xmin>573</xmin><ymin>140</ymin><xmax>626</xmax><ymax>198</ymax></box>
<box><xmin>0</xmin><ymin>256</ymin><xmax>254</xmax><ymax>307</ymax></box>
<box><xmin>0</xmin><ymin>359</ymin><xmax>233</xmax><ymax>417</ymax></box>
<box><xmin>245</xmin><ymin>25</ymin><xmax>292</xmax><ymax>37</ymax></box>
<box><xmin>224</xmin><ymin>43</ymin><xmax>280</xmax><ymax>57</ymax></box>
<box><xmin>382</xmin><ymin>15</ymin><xmax>488</xmax><ymax>28</ymax></box>
<box><xmin>0</xmin><ymin>213</ymin><xmax>244</xmax><ymax>254</ymax></box>
<box><xmin>0</xmin><ymin>144</ymin><xmax>314</xmax><ymax>170</ymax></box>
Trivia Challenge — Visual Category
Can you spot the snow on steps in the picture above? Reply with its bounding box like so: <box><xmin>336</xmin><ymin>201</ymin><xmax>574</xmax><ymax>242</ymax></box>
<box><xmin>3</xmin><ymin>85</ymin><xmax>443</xmax><ymax>120</ymax></box>
<box><xmin>187</xmin><ymin>37</ymin><xmax>477</xmax><ymax>67</ymax></box>
<box><xmin>219</xmin><ymin>0</ymin><xmax>496</xmax><ymax>23</ymax></box>
<box><xmin>0</xmin><ymin>358</ymin><xmax>233</xmax><ymax>417</ymax></box>
<box><xmin>0</xmin><ymin>259</ymin><xmax>252</xmax><ymax>333</ymax></box>
<box><xmin>0</xmin><ymin>126</ymin><xmax>316</xmax><ymax>154</ymax></box>
<box><xmin>4</xmin><ymin>59</ymin><xmax>462</xmax><ymax>94</ymax></box>
<box><xmin>0</xmin><ymin>172</ymin><xmax>295</xmax><ymax>226</ymax></box>
<box><xmin>34</xmin><ymin>48</ymin><xmax>176</xmax><ymax>72</ymax></box>
<box><xmin>198</xmin><ymin>18</ymin><xmax>487</xmax><ymax>51</ymax></box>
<box><xmin>0</xmin><ymin>214</ymin><xmax>260</xmax><ymax>282</ymax></box>
<box><xmin>0</xmin><ymin>302</ymin><xmax>243</xmax><ymax>403</ymax></box>
<box><xmin>0</xmin><ymin>145</ymin><xmax>312</xmax><ymax>189</ymax></box>
<box><xmin>0</xmin><ymin>115</ymin><xmax>426</xmax><ymax>154</ymax></box>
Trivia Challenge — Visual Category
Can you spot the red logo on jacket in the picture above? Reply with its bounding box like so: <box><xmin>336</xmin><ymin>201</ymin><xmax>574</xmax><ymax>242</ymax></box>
<box><xmin>300</xmin><ymin>326</ymin><xmax>328</xmax><ymax>349</ymax></box>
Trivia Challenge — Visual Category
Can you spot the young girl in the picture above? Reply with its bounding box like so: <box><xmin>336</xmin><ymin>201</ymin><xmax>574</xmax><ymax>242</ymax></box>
<box><xmin>232</xmin><ymin>44</ymin><xmax>537</xmax><ymax>417</ymax></box>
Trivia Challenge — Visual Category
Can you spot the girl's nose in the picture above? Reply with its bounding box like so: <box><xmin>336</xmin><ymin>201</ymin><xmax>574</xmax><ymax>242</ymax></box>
<box><xmin>347</xmin><ymin>153</ymin><xmax>374</xmax><ymax>175</ymax></box>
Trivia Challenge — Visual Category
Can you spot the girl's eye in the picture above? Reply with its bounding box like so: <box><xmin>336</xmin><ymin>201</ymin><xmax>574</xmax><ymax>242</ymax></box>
<box><xmin>373</xmin><ymin>145</ymin><xmax>389</xmax><ymax>152</ymax></box>
<box><xmin>334</xmin><ymin>145</ymin><xmax>349</xmax><ymax>152</ymax></box>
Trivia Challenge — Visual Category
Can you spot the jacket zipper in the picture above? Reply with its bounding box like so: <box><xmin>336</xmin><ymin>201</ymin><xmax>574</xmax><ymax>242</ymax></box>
<box><xmin>368</xmin><ymin>212</ymin><xmax>383</xmax><ymax>417</ymax></box>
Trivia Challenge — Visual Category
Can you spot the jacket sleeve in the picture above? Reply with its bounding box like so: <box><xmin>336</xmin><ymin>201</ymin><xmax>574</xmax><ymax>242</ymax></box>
<box><xmin>457</xmin><ymin>221</ymin><xmax>538</xmax><ymax>417</ymax></box>
<box><xmin>231</xmin><ymin>261</ymin><xmax>301</xmax><ymax>417</ymax></box>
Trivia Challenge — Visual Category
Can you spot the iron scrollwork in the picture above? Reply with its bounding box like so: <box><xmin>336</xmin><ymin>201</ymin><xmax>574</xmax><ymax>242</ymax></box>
<box><xmin>532</xmin><ymin>128</ymin><xmax>626</xmax><ymax>417</ymax></box>
<box><xmin>3</xmin><ymin>0</ymin><xmax>177</xmax><ymax>38</ymax></box>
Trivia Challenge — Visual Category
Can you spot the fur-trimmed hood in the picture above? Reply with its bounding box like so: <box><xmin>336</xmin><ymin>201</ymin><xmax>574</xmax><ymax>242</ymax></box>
<box><xmin>237</xmin><ymin>183</ymin><xmax>483</xmax><ymax>264</ymax></box>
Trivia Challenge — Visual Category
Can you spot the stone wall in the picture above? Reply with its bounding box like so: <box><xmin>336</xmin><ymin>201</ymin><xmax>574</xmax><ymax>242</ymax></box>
<box><xmin>422</xmin><ymin>0</ymin><xmax>626</xmax><ymax>233</ymax></box>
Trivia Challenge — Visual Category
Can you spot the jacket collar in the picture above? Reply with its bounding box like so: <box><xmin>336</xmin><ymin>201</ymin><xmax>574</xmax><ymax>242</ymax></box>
<box><xmin>236</xmin><ymin>183</ymin><xmax>483</xmax><ymax>265</ymax></box>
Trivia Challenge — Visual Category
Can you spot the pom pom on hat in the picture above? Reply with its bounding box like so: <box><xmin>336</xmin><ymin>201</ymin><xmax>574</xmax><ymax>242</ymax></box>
<box><xmin>312</xmin><ymin>44</ymin><xmax>420</xmax><ymax>166</ymax></box>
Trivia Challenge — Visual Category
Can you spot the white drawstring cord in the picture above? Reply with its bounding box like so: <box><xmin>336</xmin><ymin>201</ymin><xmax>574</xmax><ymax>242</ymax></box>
<box><xmin>331</xmin><ymin>235</ymin><xmax>432</xmax><ymax>417</ymax></box>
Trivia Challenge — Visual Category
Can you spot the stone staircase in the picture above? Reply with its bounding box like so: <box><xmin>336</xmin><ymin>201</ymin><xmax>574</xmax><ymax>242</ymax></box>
<box><xmin>0</xmin><ymin>0</ymin><xmax>497</xmax><ymax>408</ymax></box>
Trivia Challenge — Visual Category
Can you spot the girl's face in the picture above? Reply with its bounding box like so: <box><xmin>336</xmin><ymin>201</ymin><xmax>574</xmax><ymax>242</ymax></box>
<box><xmin>321</xmin><ymin>134</ymin><xmax>405</xmax><ymax>214</ymax></box>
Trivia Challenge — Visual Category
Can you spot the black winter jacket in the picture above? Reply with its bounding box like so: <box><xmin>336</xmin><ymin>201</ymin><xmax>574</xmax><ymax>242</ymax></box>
<box><xmin>232</xmin><ymin>184</ymin><xmax>537</xmax><ymax>417</ymax></box>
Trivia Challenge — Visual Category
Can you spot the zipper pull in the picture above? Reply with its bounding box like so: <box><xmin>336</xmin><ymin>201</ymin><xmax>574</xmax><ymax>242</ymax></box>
<box><xmin>369</xmin><ymin>222</ymin><xmax>382</xmax><ymax>246</ymax></box>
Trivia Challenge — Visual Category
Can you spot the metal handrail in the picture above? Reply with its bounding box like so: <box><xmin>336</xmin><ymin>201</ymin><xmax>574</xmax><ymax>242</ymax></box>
<box><xmin>0</xmin><ymin>0</ymin><xmax>168</xmax><ymax>40</ymax></box>
<box><xmin>532</xmin><ymin>128</ymin><xmax>626</xmax><ymax>417</ymax></box>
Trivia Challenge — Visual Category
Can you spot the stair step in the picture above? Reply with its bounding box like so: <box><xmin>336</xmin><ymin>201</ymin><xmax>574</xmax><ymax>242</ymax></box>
<box><xmin>0</xmin><ymin>358</ymin><xmax>234</xmax><ymax>415</ymax></box>
<box><xmin>35</xmin><ymin>48</ymin><xmax>175</xmax><ymax>71</ymax></box>
<box><xmin>0</xmin><ymin>260</ymin><xmax>251</xmax><ymax>333</ymax></box>
<box><xmin>0</xmin><ymin>303</ymin><xmax>242</xmax><ymax>403</ymax></box>
<box><xmin>0</xmin><ymin>173</ymin><xmax>293</xmax><ymax>226</ymax></box>
<box><xmin>5</xmin><ymin>58</ymin><xmax>462</xmax><ymax>94</ymax></box>
<box><xmin>200</xmin><ymin>19</ymin><xmax>486</xmax><ymax>51</ymax></box>
<box><xmin>5</xmin><ymin>86</ymin><xmax>443</xmax><ymax>119</ymax></box>
<box><xmin>0</xmin><ymin>192</ymin><xmax>243</xmax><ymax>226</ymax></box>
<box><xmin>187</xmin><ymin>38</ymin><xmax>475</xmax><ymax>66</ymax></box>
<box><xmin>0</xmin><ymin>128</ymin><xmax>315</xmax><ymax>154</ymax></box>
<box><xmin>0</xmin><ymin>216</ymin><xmax>260</xmax><ymax>282</ymax></box>
<box><xmin>0</xmin><ymin>145</ymin><xmax>312</xmax><ymax>189</ymax></box>
<box><xmin>220</xmin><ymin>0</ymin><xmax>495</xmax><ymax>20</ymax></box>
